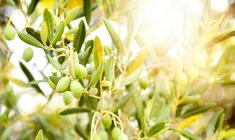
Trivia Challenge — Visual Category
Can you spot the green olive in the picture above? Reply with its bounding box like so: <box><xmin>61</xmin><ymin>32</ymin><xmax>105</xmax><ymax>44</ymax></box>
<box><xmin>102</xmin><ymin>115</ymin><xmax>112</xmax><ymax>129</ymax></box>
<box><xmin>70</xmin><ymin>80</ymin><xmax>83</xmax><ymax>98</ymax></box>
<box><xmin>56</xmin><ymin>77</ymin><xmax>70</xmax><ymax>92</ymax></box>
<box><xmin>99</xmin><ymin>130</ymin><xmax>108</xmax><ymax>140</ymax></box>
<box><xmin>3</xmin><ymin>26</ymin><xmax>16</xmax><ymax>40</ymax></box>
<box><xmin>111</xmin><ymin>127</ymin><xmax>121</xmax><ymax>140</ymax></box>
<box><xmin>93</xmin><ymin>134</ymin><xmax>102</xmax><ymax>140</ymax></box>
<box><xmin>23</xmin><ymin>47</ymin><xmax>34</xmax><ymax>62</ymax></box>
<box><xmin>63</xmin><ymin>91</ymin><xmax>73</xmax><ymax>105</ymax></box>
<box><xmin>118</xmin><ymin>133</ymin><xmax>128</xmax><ymax>140</ymax></box>
<box><xmin>75</xmin><ymin>63</ymin><xmax>87</xmax><ymax>79</ymax></box>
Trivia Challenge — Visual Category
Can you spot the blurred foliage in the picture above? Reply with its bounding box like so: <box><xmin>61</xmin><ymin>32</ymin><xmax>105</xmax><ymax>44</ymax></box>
<box><xmin>2</xmin><ymin>0</ymin><xmax>235</xmax><ymax>140</ymax></box>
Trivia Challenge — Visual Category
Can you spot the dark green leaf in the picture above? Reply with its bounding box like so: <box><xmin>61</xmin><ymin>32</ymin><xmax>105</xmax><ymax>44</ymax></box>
<box><xmin>180</xmin><ymin>104</ymin><xmax>214</xmax><ymax>118</ymax></box>
<box><xmin>80</xmin><ymin>40</ymin><xmax>93</xmax><ymax>65</ymax></box>
<box><xmin>112</xmin><ymin>93</ymin><xmax>132</xmax><ymax>112</ymax></box>
<box><xmin>51</xmin><ymin>21</ymin><xmax>65</xmax><ymax>45</ymax></box>
<box><xmin>88</xmin><ymin>61</ymin><xmax>104</xmax><ymax>87</ymax></box>
<box><xmin>73</xmin><ymin>20</ymin><xmax>86</xmax><ymax>53</ymax></box>
<box><xmin>147</xmin><ymin>122</ymin><xmax>165</xmax><ymax>137</ymax></box>
<box><xmin>84</xmin><ymin>0</ymin><xmax>91</xmax><ymax>24</ymax></box>
<box><xmin>60</xmin><ymin>107</ymin><xmax>91</xmax><ymax>115</ymax></box>
<box><xmin>27</xmin><ymin>0</ymin><xmax>39</xmax><ymax>15</ymax></box>
<box><xmin>19</xmin><ymin>62</ymin><xmax>45</xmax><ymax>95</ymax></box>
<box><xmin>26</xmin><ymin>27</ymin><xmax>42</xmax><ymax>43</ymax></box>
<box><xmin>43</xmin><ymin>9</ymin><xmax>54</xmax><ymax>43</ymax></box>
<box><xmin>74</xmin><ymin>123</ymin><xmax>89</xmax><ymax>140</ymax></box>
<box><xmin>64</xmin><ymin>7</ymin><xmax>80</xmax><ymax>25</ymax></box>
<box><xmin>75</xmin><ymin>4</ymin><xmax>98</xmax><ymax>19</ymax></box>
<box><xmin>103</xmin><ymin>19</ymin><xmax>125</xmax><ymax>55</ymax></box>
<box><xmin>180</xmin><ymin>130</ymin><xmax>201</xmax><ymax>140</ymax></box>
<box><xmin>18</xmin><ymin>33</ymin><xmax>45</xmax><ymax>48</ymax></box>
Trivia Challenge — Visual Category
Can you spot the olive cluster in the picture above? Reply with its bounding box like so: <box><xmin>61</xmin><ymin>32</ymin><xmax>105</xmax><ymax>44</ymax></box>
<box><xmin>48</xmin><ymin>63</ymin><xmax>87</xmax><ymax>105</ymax></box>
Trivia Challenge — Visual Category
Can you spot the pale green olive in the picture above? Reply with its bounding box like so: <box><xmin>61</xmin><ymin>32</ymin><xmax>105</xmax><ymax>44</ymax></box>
<box><xmin>56</xmin><ymin>77</ymin><xmax>70</xmax><ymax>92</ymax></box>
<box><xmin>63</xmin><ymin>91</ymin><xmax>73</xmax><ymax>105</ymax></box>
<box><xmin>3</xmin><ymin>26</ymin><xmax>16</xmax><ymax>40</ymax></box>
<box><xmin>23</xmin><ymin>47</ymin><xmax>34</xmax><ymax>62</ymax></box>
<box><xmin>70</xmin><ymin>80</ymin><xmax>83</xmax><ymax>98</ymax></box>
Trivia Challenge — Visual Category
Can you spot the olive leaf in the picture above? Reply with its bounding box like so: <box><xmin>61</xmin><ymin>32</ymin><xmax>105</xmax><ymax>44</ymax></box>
<box><xmin>206</xmin><ymin>109</ymin><xmax>224</xmax><ymax>137</ymax></box>
<box><xmin>103</xmin><ymin>19</ymin><xmax>125</xmax><ymax>55</ymax></box>
<box><xmin>75</xmin><ymin>4</ymin><xmax>98</xmax><ymax>19</ymax></box>
<box><xmin>73</xmin><ymin>20</ymin><xmax>86</xmax><ymax>53</ymax></box>
<box><xmin>74</xmin><ymin>123</ymin><xmax>89</xmax><ymax>140</ymax></box>
<box><xmin>40</xmin><ymin>22</ymin><xmax>48</xmax><ymax>45</ymax></box>
<box><xmin>43</xmin><ymin>9</ymin><xmax>54</xmax><ymax>43</ymax></box>
<box><xmin>84</xmin><ymin>0</ymin><xmax>91</xmax><ymax>25</ymax></box>
<box><xmin>60</xmin><ymin>107</ymin><xmax>91</xmax><ymax>115</ymax></box>
<box><xmin>27</xmin><ymin>0</ymin><xmax>39</xmax><ymax>15</ymax></box>
<box><xmin>112</xmin><ymin>93</ymin><xmax>132</xmax><ymax>112</ymax></box>
<box><xmin>80</xmin><ymin>40</ymin><xmax>93</xmax><ymax>65</ymax></box>
<box><xmin>47</xmin><ymin>55</ymin><xmax>69</xmax><ymax>75</ymax></box>
<box><xmin>26</xmin><ymin>27</ymin><xmax>42</xmax><ymax>43</ymax></box>
<box><xmin>180</xmin><ymin>130</ymin><xmax>201</xmax><ymax>140</ymax></box>
<box><xmin>180</xmin><ymin>104</ymin><xmax>214</xmax><ymax>118</ymax></box>
<box><xmin>19</xmin><ymin>62</ymin><xmax>45</xmax><ymax>95</ymax></box>
<box><xmin>18</xmin><ymin>33</ymin><xmax>45</xmax><ymax>48</ymax></box>
<box><xmin>88</xmin><ymin>61</ymin><xmax>104</xmax><ymax>87</ymax></box>
<box><xmin>69</xmin><ymin>47</ymin><xmax>76</xmax><ymax>79</ymax></box>
<box><xmin>126</xmin><ymin>49</ymin><xmax>148</xmax><ymax>75</ymax></box>
<box><xmin>120</xmin><ymin>67</ymin><xmax>142</xmax><ymax>87</ymax></box>
<box><xmin>147</xmin><ymin>122</ymin><xmax>165</xmax><ymax>137</ymax></box>
<box><xmin>35</xmin><ymin>129</ymin><xmax>43</xmax><ymax>140</ymax></box>
<box><xmin>93</xmin><ymin>36</ymin><xmax>103</xmax><ymax>68</ymax></box>
<box><xmin>64</xmin><ymin>7</ymin><xmax>80</xmax><ymax>25</ymax></box>
<box><xmin>49</xmin><ymin>76</ymin><xmax>60</xmax><ymax>84</ymax></box>
<box><xmin>105</xmin><ymin>55</ymin><xmax>115</xmax><ymax>82</ymax></box>
<box><xmin>51</xmin><ymin>21</ymin><xmax>64</xmax><ymax>45</ymax></box>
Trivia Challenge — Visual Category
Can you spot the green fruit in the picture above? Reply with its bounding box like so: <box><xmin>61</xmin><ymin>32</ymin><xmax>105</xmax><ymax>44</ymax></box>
<box><xmin>102</xmin><ymin>116</ymin><xmax>112</xmax><ymax>129</ymax></box>
<box><xmin>48</xmin><ymin>78</ymin><xmax>56</xmax><ymax>89</ymax></box>
<box><xmin>3</xmin><ymin>26</ymin><xmax>16</xmax><ymax>40</ymax></box>
<box><xmin>63</xmin><ymin>91</ymin><xmax>73</xmax><ymax>105</ymax></box>
<box><xmin>111</xmin><ymin>127</ymin><xmax>121</xmax><ymax>140</ymax></box>
<box><xmin>23</xmin><ymin>47</ymin><xmax>33</xmax><ymax>62</ymax></box>
<box><xmin>75</xmin><ymin>63</ymin><xmax>87</xmax><ymax>79</ymax></box>
<box><xmin>56</xmin><ymin>77</ymin><xmax>70</xmax><ymax>92</ymax></box>
<box><xmin>70</xmin><ymin>80</ymin><xmax>83</xmax><ymax>98</ymax></box>
<box><xmin>93</xmin><ymin>134</ymin><xmax>102</xmax><ymax>140</ymax></box>
<box><xmin>118</xmin><ymin>133</ymin><xmax>128</xmax><ymax>140</ymax></box>
<box><xmin>99</xmin><ymin>130</ymin><xmax>108</xmax><ymax>140</ymax></box>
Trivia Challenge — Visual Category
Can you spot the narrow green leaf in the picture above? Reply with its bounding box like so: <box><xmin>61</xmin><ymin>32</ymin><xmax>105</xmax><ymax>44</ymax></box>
<box><xmin>147</xmin><ymin>122</ymin><xmax>165</xmax><ymax>137</ymax></box>
<box><xmin>105</xmin><ymin>55</ymin><xmax>115</xmax><ymax>82</ymax></box>
<box><xmin>49</xmin><ymin>76</ymin><xmax>60</xmax><ymax>84</ymax></box>
<box><xmin>64</xmin><ymin>7</ymin><xmax>80</xmax><ymax>25</ymax></box>
<box><xmin>112</xmin><ymin>93</ymin><xmax>132</xmax><ymax>112</ymax></box>
<box><xmin>180</xmin><ymin>130</ymin><xmax>201</xmax><ymax>140</ymax></box>
<box><xmin>35</xmin><ymin>129</ymin><xmax>43</xmax><ymax>140</ymax></box>
<box><xmin>93</xmin><ymin>36</ymin><xmax>103</xmax><ymax>68</ymax></box>
<box><xmin>88</xmin><ymin>61</ymin><xmax>104</xmax><ymax>87</ymax></box>
<box><xmin>43</xmin><ymin>9</ymin><xmax>54</xmax><ymax>43</ymax></box>
<box><xmin>126</xmin><ymin>49</ymin><xmax>148</xmax><ymax>75</ymax></box>
<box><xmin>69</xmin><ymin>47</ymin><xmax>76</xmax><ymax>79</ymax></box>
<box><xmin>103</xmin><ymin>19</ymin><xmax>125</xmax><ymax>55</ymax></box>
<box><xmin>26</xmin><ymin>27</ymin><xmax>42</xmax><ymax>42</ymax></box>
<box><xmin>52</xmin><ymin>21</ymin><xmax>64</xmax><ymax>45</ymax></box>
<box><xmin>18</xmin><ymin>130</ymin><xmax>33</xmax><ymax>140</ymax></box>
<box><xmin>60</xmin><ymin>107</ymin><xmax>91</xmax><ymax>115</ymax></box>
<box><xmin>74</xmin><ymin>123</ymin><xmax>88</xmax><ymax>140</ymax></box>
<box><xmin>47</xmin><ymin>55</ymin><xmax>69</xmax><ymax>75</ymax></box>
<box><xmin>18</xmin><ymin>33</ymin><xmax>45</xmax><ymax>48</ymax></box>
<box><xmin>181</xmin><ymin>104</ymin><xmax>214</xmax><ymax>118</ymax></box>
<box><xmin>120</xmin><ymin>67</ymin><xmax>142</xmax><ymax>87</ymax></box>
<box><xmin>80</xmin><ymin>40</ymin><xmax>93</xmax><ymax>65</ymax></box>
<box><xmin>27</xmin><ymin>0</ymin><xmax>39</xmax><ymax>15</ymax></box>
<box><xmin>73</xmin><ymin>20</ymin><xmax>86</xmax><ymax>53</ymax></box>
<box><xmin>19</xmin><ymin>62</ymin><xmax>45</xmax><ymax>95</ymax></box>
<box><xmin>84</xmin><ymin>0</ymin><xmax>91</xmax><ymax>24</ymax></box>
<box><xmin>75</xmin><ymin>4</ymin><xmax>98</xmax><ymax>19</ymax></box>
<box><xmin>40</xmin><ymin>22</ymin><xmax>48</xmax><ymax>45</ymax></box>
